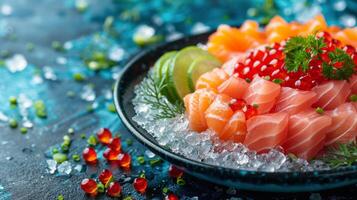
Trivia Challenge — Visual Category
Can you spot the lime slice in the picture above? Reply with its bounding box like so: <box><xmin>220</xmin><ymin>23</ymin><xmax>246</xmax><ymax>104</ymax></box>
<box><xmin>160</xmin><ymin>55</ymin><xmax>178</xmax><ymax>102</ymax></box>
<box><xmin>168</xmin><ymin>46</ymin><xmax>214</xmax><ymax>99</ymax></box>
<box><xmin>187</xmin><ymin>56</ymin><xmax>221</xmax><ymax>91</ymax></box>
<box><xmin>153</xmin><ymin>51</ymin><xmax>177</xmax><ymax>82</ymax></box>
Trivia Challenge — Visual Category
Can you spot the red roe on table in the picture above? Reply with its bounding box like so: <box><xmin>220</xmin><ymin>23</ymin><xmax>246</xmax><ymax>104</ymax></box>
<box><xmin>165</xmin><ymin>193</ymin><xmax>179</xmax><ymax>200</ymax></box>
<box><xmin>168</xmin><ymin>165</ymin><xmax>183</xmax><ymax>178</ymax></box>
<box><xmin>133</xmin><ymin>177</ymin><xmax>148</xmax><ymax>194</ymax></box>
<box><xmin>108</xmin><ymin>137</ymin><xmax>121</xmax><ymax>152</ymax></box>
<box><xmin>107</xmin><ymin>182</ymin><xmax>122</xmax><ymax>197</ymax></box>
<box><xmin>103</xmin><ymin>148</ymin><xmax>120</xmax><ymax>161</ymax></box>
<box><xmin>99</xmin><ymin>169</ymin><xmax>113</xmax><ymax>187</ymax></box>
<box><xmin>97</xmin><ymin>128</ymin><xmax>112</xmax><ymax>145</ymax></box>
<box><xmin>80</xmin><ymin>178</ymin><xmax>98</xmax><ymax>196</ymax></box>
<box><xmin>82</xmin><ymin>147</ymin><xmax>97</xmax><ymax>164</ymax></box>
<box><xmin>118</xmin><ymin>153</ymin><xmax>131</xmax><ymax>169</ymax></box>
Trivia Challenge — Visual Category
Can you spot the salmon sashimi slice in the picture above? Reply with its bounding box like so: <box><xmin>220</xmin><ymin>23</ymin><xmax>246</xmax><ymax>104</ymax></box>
<box><xmin>265</xmin><ymin>16</ymin><xmax>297</xmax><ymax>43</ymax></box>
<box><xmin>183</xmin><ymin>89</ymin><xmax>216</xmax><ymax>132</ymax></box>
<box><xmin>218</xmin><ymin>75</ymin><xmax>249</xmax><ymax>99</ymax></box>
<box><xmin>350</xmin><ymin>74</ymin><xmax>357</xmax><ymax>94</ymax></box>
<box><xmin>274</xmin><ymin>87</ymin><xmax>317</xmax><ymax>115</ymax></box>
<box><xmin>195</xmin><ymin>68</ymin><xmax>229</xmax><ymax>92</ymax></box>
<box><xmin>220</xmin><ymin>110</ymin><xmax>247</xmax><ymax>143</ymax></box>
<box><xmin>243</xmin><ymin>76</ymin><xmax>281</xmax><ymax>114</ymax></box>
<box><xmin>334</xmin><ymin>28</ymin><xmax>357</xmax><ymax>48</ymax></box>
<box><xmin>312</xmin><ymin>80</ymin><xmax>351</xmax><ymax>110</ymax></box>
<box><xmin>325</xmin><ymin>103</ymin><xmax>357</xmax><ymax>146</ymax></box>
<box><xmin>244</xmin><ymin>112</ymin><xmax>289</xmax><ymax>153</ymax></box>
<box><xmin>283</xmin><ymin>109</ymin><xmax>332</xmax><ymax>160</ymax></box>
<box><xmin>205</xmin><ymin>94</ymin><xmax>234</xmax><ymax>135</ymax></box>
<box><xmin>221</xmin><ymin>56</ymin><xmax>242</xmax><ymax>76</ymax></box>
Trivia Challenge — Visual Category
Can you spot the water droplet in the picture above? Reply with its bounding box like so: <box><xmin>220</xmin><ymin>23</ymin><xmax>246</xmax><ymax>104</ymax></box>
<box><xmin>1</xmin><ymin>4</ymin><xmax>13</xmax><ymax>16</ymax></box>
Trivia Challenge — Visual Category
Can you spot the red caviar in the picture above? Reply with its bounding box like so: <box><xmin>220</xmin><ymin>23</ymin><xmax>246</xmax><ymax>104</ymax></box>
<box><xmin>133</xmin><ymin>177</ymin><xmax>148</xmax><ymax>194</ymax></box>
<box><xmin>99</xmin><ymin>169</ymin><xmax>113</xmax><ymax>187</ymax></box>
<box><xmin>80</xmin><ymin>178</ymin><xmax>98</xmax><ymax>196</ymax></box>
<box><xmin>165</xmin><ymin>193</ymin><xmax>179</xmax><ymax>200</ymax></box>
<box><xmin>229</xmin><ymin>99</ymin><xmax>246</xmax><ymax>111</ymax></box>
<box><xmin>107</xmin><ymin>182</ymin><xmax>121</xmax><ymax>197</ymax></box>
<box><xmin>97</xmin><ymin>128</ymin><xmax>112</xmax><ymax>145</ymax></box>
<box><xmin>118</xmin><ymin>153</ymin><xmax>131</xmax><ymax>169</ymax></box>
<box><xmin>244</xmin><ymin>105</ymin><xmax>258</xmax><ymax>119</ymax></box>
<box><xmin>103</xmin><ymin>148</ymin><xmax>120</xmax><ymax>161</ymax></box>
<box><xmin>168</xmin><ymin>165</ymin><xmax>183</xmax><ymax>178</ymax></box>
<box><xmin>108</xmin><ymin>137</ymin><xmax>121</xmax><ymax>152</ymax></box>
<box><xmin>82</xmin><ymin>147</ymin><xmax>97</xmax><ymax>164</ymax></box>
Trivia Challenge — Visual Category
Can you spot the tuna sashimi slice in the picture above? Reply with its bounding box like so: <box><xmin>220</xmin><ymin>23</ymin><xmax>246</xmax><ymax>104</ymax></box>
<box><xmin>205</xmin><ymin>94</ymin><xmax>234</xmax><ymax>135</ymax></box>
<box><xmin>196</xmin><ymin>68</ymin><xmax>229</xmax><ymax>92</ymax></box>
<box><xmin>243</xmin><ymin>76</ymin><xmax>281</xmax><ymax>114</ymax></box>
<box><xmin>283</xmin><ymin>109</ymin><xmax>332</xmax><ymax>160</ymax></box>
<box><xmin>274</xmin><ymin>87</ymin><xmax>317</xmax><ymax>115</ymax></box>
<box><xmin>325</xmin><ymin>103</ymin><xmax>357</xmax><ymax>146</ymax></box>
<box><xmin>184</xmin><ymin>89</ymin><xmax>216</xmax><ymax>132</ymax></box>
<box><xmin>312</xmin><ymin>80</ymin><xmax>351</xmax><ymax>110</ymax></box>
<box><xmin>244</xmin><ymin>112</ymin><xmax>288</xmax><ymax>153</ymax></box>
<box><xmin>349</xmin><ymin>74</ymin><xmax>357</xmax><ymax>94</ymax></box>
<box><xmin>218</xmin><ymin>75</ymin><xmax>249</xmax><ymax>99</ymax></box>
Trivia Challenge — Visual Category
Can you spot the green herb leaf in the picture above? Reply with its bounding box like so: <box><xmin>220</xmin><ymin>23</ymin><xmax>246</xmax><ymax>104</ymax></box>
<box><xmin>321</xmin><ymin>142</ymin><xmax>357</xmax><ymax>168</ymax></box>
<box><xmin>140</xmin><ymin>75</ymin><xmax>184</xmax><ymax>119</ymax></box>
<box><xmin>322</xmin><ymin>48</ymin><xmax>355</xmax><ymax>80</ymax></box>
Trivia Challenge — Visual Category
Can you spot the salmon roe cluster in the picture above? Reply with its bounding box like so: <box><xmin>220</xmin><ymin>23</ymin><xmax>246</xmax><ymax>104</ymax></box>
<box><xmin>234</xmin><ymin>32</ymin><xmax>357</xmax><ymax>90</ymax></box>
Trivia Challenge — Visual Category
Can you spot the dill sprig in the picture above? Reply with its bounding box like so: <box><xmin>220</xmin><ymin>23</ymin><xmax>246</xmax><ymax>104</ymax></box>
<box><xmin>140</xmin><ymin>75</ymin><xmax>184</xmax><ymax>119</ymax></box>
<box><xmin>321</xmin><ymin>142</ymin><xmax>357</xmax><ymax>168</ymax></box>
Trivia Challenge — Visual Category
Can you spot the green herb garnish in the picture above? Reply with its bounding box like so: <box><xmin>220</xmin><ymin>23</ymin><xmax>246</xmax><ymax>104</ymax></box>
<box><xmin>284</xmin><ymin>34</ymin><xmax>355</xmax><ymax>80</ymax></box>
<box><xmin>140</xmin><ymin>76</ymin><xmax>184</xmax><ymax>119</ymax></box>
<box><xmin>34</xmin><ymin>100</ymin><xmax>47</xmax><ymax>118</ymax></box>
<box><xmin>284</xmin><ymin>35</ymin><xmax>325</xmax><ymax>72</ymax></box>
<box><xmin>9</xmin><ymin>118</ymin><xmax>18</xmax><ymax>128</ymax></box>
<box><xmin>350</xmin><ymin>94</ymin><xmax>357</xmax><ymax>102</ymax></box>
<box><xmin>53</xmin><ymin>153</ymin><xmax>68</xmax><ymax>164</ymax></box>
<box><xmin>322</xmin><ymin>142</ymin><xmax>357</xmax><ymax>168</ymax></box>
<box><xmin>315</xmin><ymin>107</ymin><xmax>324</xmax><ymax>115</ymax></box>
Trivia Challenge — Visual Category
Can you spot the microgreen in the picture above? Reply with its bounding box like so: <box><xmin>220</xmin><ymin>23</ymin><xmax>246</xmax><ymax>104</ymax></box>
<box><xmin>322</xmin><ymin>142</ymin><xmax>357</xmax><ymax>168</ymax></box>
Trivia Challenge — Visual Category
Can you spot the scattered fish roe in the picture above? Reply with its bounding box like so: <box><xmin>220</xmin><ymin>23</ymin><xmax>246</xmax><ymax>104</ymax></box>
<box><xmin>133</xmin><ymin>177</ymin><xmax>148</xmax><ymax>194</ymax></box>
<box><xmin>97</xmin><ymin>128</ymin><xmax>112</xmax><ymax>145</ymax></box>
<box><xmin>80</xmin><ymin>178</ymin><xmax>98</xmax><ymax>196</ymax></box>
<box><xmin>82</xmin><ymin>147</ymin><xmax>97</xmax><ymax>164</ymax></box>
<box><xmin>99</xmin><ymin>169</ymin><xmax>113</xmax><ymax>187</ymax></box>
<box><xmin>107</xmin><ymin>182</ymin><xmax>122</xmax><ymax>197</ymax></box>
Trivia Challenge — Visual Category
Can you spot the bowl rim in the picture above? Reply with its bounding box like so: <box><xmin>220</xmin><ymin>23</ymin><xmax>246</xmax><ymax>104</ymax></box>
<box><xmin>113</xmin><ymin>31</ymin><xmax>357</xmax><ymax>177</ymax></box>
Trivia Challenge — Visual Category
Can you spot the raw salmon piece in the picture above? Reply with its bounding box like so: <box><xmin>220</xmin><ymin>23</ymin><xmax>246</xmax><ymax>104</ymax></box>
<box><xmin>244</xmin><ymin>112</ymin><xmax>289</xmax><ymax>153</ymax></box>
<box><xmin>334</xmin><ymin>28</ymin><xmax>357</xmax><ymax>48</ymax></box>
<box><xmin>274</xmin><ymin>87</ymin><xmax>317</xmax><ymax>115</ymax></box>
<box><xmin>325</xmin><ymin>103</ymin><xmax>357</xmax><ymax>146</ymax></box>
<box><xmin>243</xmin><ymin>76</ymin><xmax>281</xmax><ymax>114</ymax></box>
<box><xmin>221</xmin><ymin>56</ymin><xmax>242</xmax><ymax>76</ymax></box>
<box><xmin>205</xmin><ymin>94</ymin><xmax>234</xmax><ymax>134</ymax></box>
<box><xmin>283</xmin><ymin>109</ymin><xmax>332</xmax><ymax>160</ymax></box>
<box><xmin>195</xmin><ymin>68</ymin><xmax>229</xmax><ymax>92</ymax></box>
<box><xmin>220</xmin><ymin>110</ymin><xmax>247</xmax><ymax>143</ymax></box>
<box><xmin>184</xmin><ymin>89</ymin><xmax>216</xmax><ymax>132</ymax></box>
<box><xmin>218</xmin><ymin>75</ymin><xmax>249</xmax><ymax>99</ymax></box>
<box><xmin>350</xmin><ymin>74</ymin><xmax>357</xmax><ymax>94</ymax></box>
<box><xmin>301</xmin><ymin>15</ymin><xmax>328</xmax><ymax>36</ymax></box>
<box><xmin>312</xmin><ymin>80</ymin><xmax>351</xmax><ymax>110</ymax></box>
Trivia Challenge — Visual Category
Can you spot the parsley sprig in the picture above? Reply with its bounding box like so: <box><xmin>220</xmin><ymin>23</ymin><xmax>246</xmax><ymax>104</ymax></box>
<box><xmin>284</xmin><ymin>35</ymin><xmax>325</xmax><ymax>72</ymax></box>
<box><xmin>284</xmin><ymin>34</ymin><xmax>355</xmax><ymax>80</ymax></box>
<box><xmin>321</xmin><ymin>142</ymin><xmax>357</xmax><ymax>168</ymax></box>
<box><xmin>140</xmin><ymin>75</ymin><xmax>184</xmax><ymax>119</ymax></box>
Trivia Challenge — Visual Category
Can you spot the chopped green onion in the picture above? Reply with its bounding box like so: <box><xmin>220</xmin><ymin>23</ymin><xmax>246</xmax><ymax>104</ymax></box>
<box><xmin>137</xmin><ymin>156</ymin><xmax>145</xmax><ymax>165</ymax></box>
<box><xmin>53</xmin><ymin>153</ymin><xmax>68</xmax><ymax>163</ymax></box>
<box><xmin>87</xmin><ymin>135</ymin><xmax>97</xmax><ymax>146</ymax></box>
<box><xmin>9</xmin><ymin>118</ymin><xmax>18</xmax><ymax>128</ymax></box>
<box><xmin>20</xmin><ymin>127</ymin><xmax>28</xmax><ymax>134</ymax></box>
<box><xmin>97</xmin><ymin>183</ymin><xmax>105</xmax><ymax>193</ymax></box>
<box><xmin>350</xmin><ymin>94</ymin><xmax>357</xmax><ymax>102</ymax></box>
<box><xmin>9</xmin><ymin>96</ymin><xmax>17</xmax><ymax>105</ymax></box>
<box><xmin>176</xmin><ymin>177</ymin><xmax>186</xmax><ymax>186</ymax></box>
<box><xmin>72</xmin><ymin>154</ymin><xmax>80</xmax><ymax>162</ymax></box>
<box><xmin>315</xmin><ymin>107</ymin><xmax>324</xmax><ymax>115</ymax></box>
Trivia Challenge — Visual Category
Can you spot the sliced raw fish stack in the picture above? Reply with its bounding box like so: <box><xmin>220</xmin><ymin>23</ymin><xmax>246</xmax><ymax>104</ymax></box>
<box><xmin>195</xmin><ymin>68</ymin><xmax>229</xmax><ymax>92</ymax></box>
<box><xmin>283</xmin><ymin>109</ymin><xmax>332</xmax><ymax>160</ymax></box>
<box><xmin>218</xmin><ymin>75</ymin><xmax>249</xmax><ymax>99</ymax></box>
<box><xmin>325</xmin><ymin>103</ymin><xmax>357</xmax><ymax>145</ymax></box>
<box><xmin>243</xmin><ymin>76</ymin><xmax>281</xmax><ymax>114</ymax></box>
<box><xmin>221</xmin><ymin>57</ymin><xmax>240</xmax><ymax>76</ymax></box>
<box><xmin>184</xmin><ymin>89</ymin><xmax>216</xmax><ymax>132</ymax></box>
<box><xmin>350</xmin><ymin>74</ymin><xmax>357</xmax><ymax>94</ymax></box>
<box><xmin>244</xmin><ymin>112</ymin><xmax>289</xmax><ymax>152</ymax></box>
<box><xmin>312</xmin><ymin>80</ymin><xmax>351</xmax><ymax>110</ymax></box>
<box><xmin>274</xmin><ymin>87</ymin><xmax>317</xmax><ymax>115</ymax></box>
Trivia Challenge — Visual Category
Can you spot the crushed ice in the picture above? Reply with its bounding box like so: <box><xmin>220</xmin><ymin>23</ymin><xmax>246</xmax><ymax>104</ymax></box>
<box><xmin>132</xmin><ymin>76</ymin><xmax>330</xmax><ymax>172</ymax></box>
<box><xmin>5</xmin><ymin>54</ymin><xmax>27</xmax><ymax>73</ymax></box>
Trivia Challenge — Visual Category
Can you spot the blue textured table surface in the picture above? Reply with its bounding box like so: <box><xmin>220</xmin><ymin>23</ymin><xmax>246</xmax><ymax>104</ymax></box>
<box><xmin>0</xmin><ymin>0</ymin><xmax>356</xmax><ymax>199</ymax></box>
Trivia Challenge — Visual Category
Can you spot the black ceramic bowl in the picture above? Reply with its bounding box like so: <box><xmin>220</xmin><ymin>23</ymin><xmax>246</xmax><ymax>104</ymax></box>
<box><xmin>114</xmin><ymin>32</ymin><xmax>357</xmax><ymax>192</ymax></box>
